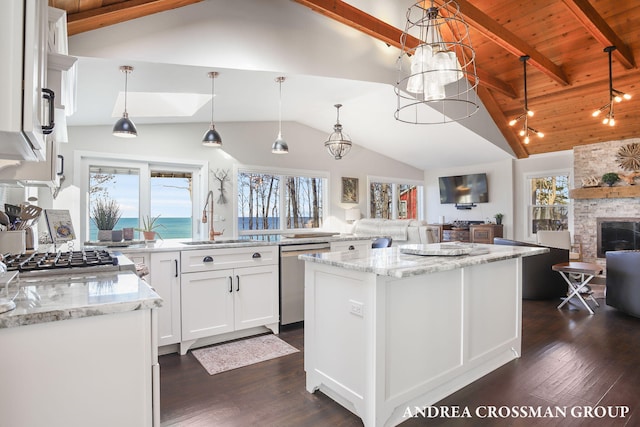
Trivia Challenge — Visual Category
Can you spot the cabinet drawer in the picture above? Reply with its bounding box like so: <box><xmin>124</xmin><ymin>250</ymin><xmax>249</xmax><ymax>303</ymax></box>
<box><xmin>181</xmin><ymin>245</ymin><xmax>278</xmax><ymax>273</ymax></box>
<box><xmin>330</xmin><ymin>240</ymin><xmax>371</xmax><ymax>252</ymax></box>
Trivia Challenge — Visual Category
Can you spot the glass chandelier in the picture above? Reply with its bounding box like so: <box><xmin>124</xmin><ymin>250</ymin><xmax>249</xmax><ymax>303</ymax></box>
<box><xmin>324</xmin><ymin>104</ymin><xmax>352</xmax><ymax>160</ymax></box>
<box><xmin>395</xmin><ymin>0</ymin><xmax>479</xmax><ymax>124</ymax></box>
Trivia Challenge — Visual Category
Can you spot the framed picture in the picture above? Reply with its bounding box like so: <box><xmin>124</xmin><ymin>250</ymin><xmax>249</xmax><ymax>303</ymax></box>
<box><xmin>341</xmin><ymin>177</ymin><xmax>359</xmax><ymax>203</ymax></box>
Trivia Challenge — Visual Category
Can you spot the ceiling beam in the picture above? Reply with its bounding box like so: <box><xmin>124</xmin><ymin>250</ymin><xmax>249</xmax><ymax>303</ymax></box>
<box><xmin>292</xmin><ymin>0</ymin><xmax>516</xmax><ymax>98</ymax></box>
<box><xmin>476</xmin><ymin>86</ymin><xmax>529</xmax><ymax>159</ymax></box>
<box><xmin>453</xmin><ymin>0</ymin><xmax>569</xmax><ymax>86</ymax></box>
<box><xmin>65</xmin><ymin>0</ymin><xmax>203</xmax><ymax>36</ymax></box>
<box><xmin>562</xmin><ymin>0</ymin><xmax>635</xmax><ymax>69</ymax></box>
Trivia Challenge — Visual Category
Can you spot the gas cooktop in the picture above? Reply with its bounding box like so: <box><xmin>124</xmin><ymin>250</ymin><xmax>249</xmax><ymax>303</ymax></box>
<box><xmin>2</xmin><ymin>250</ymin><xmax>118</xmax><ymax>273</ymax></box>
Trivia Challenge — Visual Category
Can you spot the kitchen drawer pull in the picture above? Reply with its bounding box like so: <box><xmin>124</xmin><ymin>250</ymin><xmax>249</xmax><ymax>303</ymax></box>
<box><xmin>252</xmin><ymin>252</ymin><xmax>262</xmax><ymax>259</ymax></box>
<box><xmin>174</xmin><ymin>259</ymin><xmax>178</xmax><ymax>277</ymax></box>
<box><xmin>228</xmin><ymin>276</ymin><xmax>233</xmax><ymax>293</ymax></box>
<box><xmin>236</xmin><ymin>275</ymin><xmax>240</xmax><ymax>292</ymax></box>
<box><xmin>203</xmin><ymin>255</ymin><xmax>214</xmax><ymax>263</ymax></box>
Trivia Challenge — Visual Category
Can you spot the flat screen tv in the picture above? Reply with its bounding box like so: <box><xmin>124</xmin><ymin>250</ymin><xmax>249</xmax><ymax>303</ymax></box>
<box><xmin>438</xmin><ymin>173</ymin><xmax>489</xmax><ymax>204</ymax></box>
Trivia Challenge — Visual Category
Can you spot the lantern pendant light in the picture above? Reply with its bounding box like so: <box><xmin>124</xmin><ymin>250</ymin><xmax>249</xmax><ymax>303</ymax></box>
<box><xmin>508</xmin><ymin>56</ymin><xmax>544</xmax><ymax>144</ymax></box>
<box><xmin>113</xmin><ymin>65</ymin><xmax>137</xmax><ymax>138</ymax></box>
<box><xmin>324</xmin><ymin>104</ymin><xmax>352</xmax><ymax>160</ymax></box>
<box><xmin>272</xmin><ymin>76</ymin><xmax>289</xmax><ymax>154</ymax></box>
<box><xmin>202</xmin><ymin>71</ymin><xmax>222</xmax><ymax>147</ymax></box>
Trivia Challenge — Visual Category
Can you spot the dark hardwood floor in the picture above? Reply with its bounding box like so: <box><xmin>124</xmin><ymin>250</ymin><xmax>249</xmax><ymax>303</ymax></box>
<box><xmin>160</xmin><ymin>297</ymin><xmax>640</xmax><ymax>426</ymax></box>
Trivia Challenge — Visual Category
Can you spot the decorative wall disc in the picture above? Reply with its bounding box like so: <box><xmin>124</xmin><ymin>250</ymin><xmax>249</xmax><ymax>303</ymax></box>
<box><xmin>617</xmin><ymin>143</ymin><xmax>640</xmax><ymax>171</ymax></box>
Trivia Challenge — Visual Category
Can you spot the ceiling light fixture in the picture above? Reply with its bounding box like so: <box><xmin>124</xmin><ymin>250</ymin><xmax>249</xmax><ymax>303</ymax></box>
<box><xmin>324</xmin><ymin>104</ymin><xmax>352</xmax><ymax>160</ymax></box>
<box><xmin>112</xmin><ymin>65</ymin><xmax>137</xmax><ymax>138</ymax></box>
<box><xmin>395</xmin><ymin>0</ymin><xmax>479</xmax><ymax>124</ymax></box>
<box><xmin>509</xmin><ymin>56</ymin><xmax>544</xmax><ymax>144</ymax></box>
<box><xmin>272</xmin><ymin>76</ymin><xmax>289</xmax><ymax>154</ymax></box>
<box><xmin>592</xmin><ymin>46</ymin><xmax>631</xmax><ymax>127</ymax></box>
<box><xmin>202</xmin><ymin>71</ymin><xmax>222</xmax><ymax>147</ymax></box>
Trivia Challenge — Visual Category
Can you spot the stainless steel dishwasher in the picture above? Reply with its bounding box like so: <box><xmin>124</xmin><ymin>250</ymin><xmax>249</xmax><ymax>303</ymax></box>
<box><xmin>280</xmin><ymin>242</ymin><xmax>331</xmax><ymax>325</ymax></box>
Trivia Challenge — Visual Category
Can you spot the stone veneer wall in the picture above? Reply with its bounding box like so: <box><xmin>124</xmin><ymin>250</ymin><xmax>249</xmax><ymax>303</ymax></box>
<box><xmin>573</xmin><ymin>137</ymin><xmax>640</xmax><ymax>265</ymax></box>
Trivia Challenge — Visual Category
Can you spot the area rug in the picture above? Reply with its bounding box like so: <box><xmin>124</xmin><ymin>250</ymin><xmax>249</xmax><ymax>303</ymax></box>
<box><xmin>191</xmin><ymin>334</ymin><xmax>299</xmax><ymax>375</ymax></box>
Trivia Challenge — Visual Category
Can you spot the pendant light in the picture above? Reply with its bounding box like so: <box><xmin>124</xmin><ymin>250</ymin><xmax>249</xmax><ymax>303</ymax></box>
<box><xmin>508</xmin><ymin>56</ymin><xmax>544</xmax><ymax>144</ymax></box>
<box><xmin>113</xmin><ymin>65</ymin><xmax>137</xmax><ymax>138</ymax></box>
<box><xmin>202</xmin><ymin>71</ymin><xmax>222</xmax><ymax>147</ymax></box>
<box><xmin>324</xmin><ymin>104</ymin><xmax>352</xmax><ymax>160</ymax></box>
<box><xmin>272</xmin><ymin>76</ymin><xmax>289</xmax><ymax>154</ymax></box>
<box><xmin>592</xmin><ymin>46</ymin><xmax>631</xmax><ymax>126</ymax></box>
<box><xmin>395</xmin><ymin>0</ymin><xmax>479</xmax><ymax>124</ymax></box>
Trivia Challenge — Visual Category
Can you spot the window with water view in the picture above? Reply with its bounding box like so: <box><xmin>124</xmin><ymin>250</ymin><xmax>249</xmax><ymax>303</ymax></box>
<box><xmin>88</xmin><ymin>165</ymin><xmax>193</xmax><ymax>241</ymax></box>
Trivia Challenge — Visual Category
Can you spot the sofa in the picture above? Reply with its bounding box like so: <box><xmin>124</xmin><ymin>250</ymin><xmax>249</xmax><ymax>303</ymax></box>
<box><xmin>605</xmin><ymin>250</ymin><xmax>640</xmax><ymax>318</ymax></box>
<box><xmin>352</xmin><ymin>219</ymin><xmax>439</xmax><ymax>245</ymax></box>
<box><xmin>493</xmin><ymin>238</ymin><xmax>569</xmax><ymax>300</ymax></box>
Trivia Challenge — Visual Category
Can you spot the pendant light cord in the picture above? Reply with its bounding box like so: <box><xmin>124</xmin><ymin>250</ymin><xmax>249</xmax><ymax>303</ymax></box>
<box><xmin>522</xmin><ymin>55</ymin><xmax>529</xmax><ymax>112</ymax></box>
<box><xmin>278</xmin><ymin>78</ymin><xmax>283</xmax><ymax>135</ymax></box>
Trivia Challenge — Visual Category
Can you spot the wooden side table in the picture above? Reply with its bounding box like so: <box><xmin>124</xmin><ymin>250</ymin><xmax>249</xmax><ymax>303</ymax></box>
<box><xmin>552</xmin><ymin>262</ymin><xmax>603</xmax><ymax>315</ymax></box>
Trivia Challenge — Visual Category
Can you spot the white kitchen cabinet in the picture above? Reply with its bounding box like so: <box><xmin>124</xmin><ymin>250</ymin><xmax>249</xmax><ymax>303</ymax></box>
<box><xmin>149</xmin><ymin>251</ymin><xmax>181</xmax><ymax>347</ymax></box>
<box><xmin>180</xmin><ymin>246</ymin><xmax>279</xmax><ymax>354</ymax></box>
<box><xmin>0</xmin><ymin>0</ymin><xmax>51</xmax><ymax>161</ymax></box>
<box><xmin>0</xmin><ymin>137</ymin><xmax>64</xmax><ymax>187</ymax></box>
<box><xmin>330</xmin><ymin>239</ymin><xmax>372</xmax><ymax>252</ymax></box>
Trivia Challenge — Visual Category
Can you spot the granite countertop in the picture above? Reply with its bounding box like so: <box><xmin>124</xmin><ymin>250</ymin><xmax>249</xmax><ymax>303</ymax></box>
<box><xmin>299</xmin><ymin>243</ymin><xmax>549</xmax><ymax>279</ymax></box>
<box><xmin>90</xmin><ymin>234</ymin><xmax>373</xmax><ymax>254</ymax></box>
<box><xmin>0</xmin><ymin>270</ymin><xmax>162</xmax><ymax>329</ymax></box>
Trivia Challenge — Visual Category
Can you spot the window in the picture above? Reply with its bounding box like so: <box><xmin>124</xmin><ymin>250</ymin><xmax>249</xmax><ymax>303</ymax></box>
<box><xmin>527</xmin><ymin>173</ymin><xmax>570</xmax><ymax>236</ymax></box>
<box><xmin>368</xmin><ymin>178</ymin><xmax>423</xmax><ymax>220</ymax></box>
<box><xmin>78</xmin><ymin>152</ymin><xmax>206</xmax><ymax>242</ymax></box>
<box><xmin>237</xmin><ymin>168</ymin><xmax>326</xmax><ymax>236</ymax></box>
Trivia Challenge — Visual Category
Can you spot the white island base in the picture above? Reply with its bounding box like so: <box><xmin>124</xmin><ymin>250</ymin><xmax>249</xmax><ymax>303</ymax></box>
<box><xmin>304</xmin><ymin>256</ymin><xmax>523</xmax><ymax>427</ymax></box>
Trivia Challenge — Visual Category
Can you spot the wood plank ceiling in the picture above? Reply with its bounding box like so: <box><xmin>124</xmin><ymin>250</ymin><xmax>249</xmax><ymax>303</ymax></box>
<box><xmin>50</xmin><ymin>0</ymin><xmax>639</xmax><ymax>159</ymax></box>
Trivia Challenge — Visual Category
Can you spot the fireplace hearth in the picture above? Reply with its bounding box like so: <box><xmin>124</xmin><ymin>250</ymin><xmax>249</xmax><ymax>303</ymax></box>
<box><xmin>597</xmin><ymin>218</ymin><xmax>640</xmax><ymax>258</ymax></box>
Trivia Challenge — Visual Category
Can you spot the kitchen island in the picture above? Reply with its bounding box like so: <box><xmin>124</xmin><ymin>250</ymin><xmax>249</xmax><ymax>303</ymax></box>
<box><xmin>301</xmin><ymin>243</ymin><xmax>547</xmax><ymax>427</ymax></box>
<box><xmin>0</xmin><ymin>269</ymin><xmax>162</xmax><ymax>427</ymax></box>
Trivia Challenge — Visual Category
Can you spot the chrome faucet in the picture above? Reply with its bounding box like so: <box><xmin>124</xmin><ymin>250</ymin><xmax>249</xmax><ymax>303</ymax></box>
<box><xmin>202</xmin><ymin>190</ymin><xmax>216</xmax><ymax>240</ymax></box>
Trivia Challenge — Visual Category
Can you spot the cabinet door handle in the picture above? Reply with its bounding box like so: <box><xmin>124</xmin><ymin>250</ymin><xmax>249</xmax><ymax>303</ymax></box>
<box><xmin>174</xmin><ymin>259</ymin><xmax>178</xmax><ymax>277</ymax></box>
<box><xmin>42</xmin><ymin>88</ymin><xmax>55</xmax><ymax>134</ymax></box>
<box><xmin>203</xmin><ymin>255</ymin><xmax>213</xmax><ymax>263</ymax></box>
<box><xmin>348</xmin><ymin>245</ymin><xmax>355</xmax><ymax>250</ymax></box>
<box><xmin>236</xmin><ymin>275</ymin><xmax>240</xmax><ymax>292</ymax></box>
<box><xmin>57</xmin><ymin>155</ymin><xmax>64</xmax><ymax>176</ymax></box>
<box><xmin>228</xmin><ymin>276</ymin><xmax>233</xmax><ymax>293</ymax></box>
<box><xmin>252</xmin><ymin>252</ymin><xmax>261</xmax><ymax>259</ymax></box>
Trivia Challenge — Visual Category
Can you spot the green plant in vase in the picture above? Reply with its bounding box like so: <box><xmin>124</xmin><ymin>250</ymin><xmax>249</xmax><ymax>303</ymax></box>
<box><xmin>494</xmin><ymin>213</ymin><xmax>504</xmax><ymax>225</ymax></box>
<box><xmin>136</xmin><ymin>215</ymin><xmax>166</xmax><ymax>240</ymax></box>
<box><xmin>601</xmin><ymin>172</ymin><xmax>620</xmax><ymax>187</ymax></box>
<box><xmin>91</xmin><ymin>198</ymin><xmax>122</xmax><ymax>241</ymax></box>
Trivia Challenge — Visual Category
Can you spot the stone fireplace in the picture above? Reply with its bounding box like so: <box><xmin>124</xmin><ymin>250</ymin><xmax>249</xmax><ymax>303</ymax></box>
<box><xmin>572</xmin><ymin>138</ymin><xmax>640</xmax><ymax>265</ymax></box>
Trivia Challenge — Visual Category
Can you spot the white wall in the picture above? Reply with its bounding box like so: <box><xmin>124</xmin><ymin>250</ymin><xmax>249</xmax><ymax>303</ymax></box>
<box><xmin>424</xmin><ymin>159</ymin><xmax>514</xmax><ymax>238</ymax></box>
<box><xmin>54</xmin><ymin>121</ymin><xmax>424</xmax><ymax>242</ymax></box>
<box><xmin>513</xmin><ymin>151</ymin><xmax>573</xmax><ymax>242</ymax></box>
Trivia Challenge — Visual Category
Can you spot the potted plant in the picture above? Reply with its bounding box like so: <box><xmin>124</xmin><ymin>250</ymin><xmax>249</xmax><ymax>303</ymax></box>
<box><xmin>91</xmin><ymin>198</ymin><xmax>122</xmax><ymax>241</ymax></box>
<box><xmin>494</xmin><ymin>213</ymin><xmax>504</xmax><ymax>225</ymax></box>
<box><xmin>601</xmin><ymin>172</ymin><xmax>620</xmax><ymax>187</ymax></box>
<box><xmin>136</xmin><ymin>214</ymin><xmax>166</xmax><ymax>240</ymax></box>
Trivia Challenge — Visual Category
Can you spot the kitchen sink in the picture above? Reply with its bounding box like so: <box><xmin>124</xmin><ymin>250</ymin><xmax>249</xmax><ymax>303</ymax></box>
<box><xmin>181</xmin><ymin>239</ymin><xmax>252</xmax><ymax>245</ymax></box>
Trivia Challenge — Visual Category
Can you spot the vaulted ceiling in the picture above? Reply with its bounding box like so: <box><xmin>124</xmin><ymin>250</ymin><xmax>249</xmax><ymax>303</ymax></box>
<box><xmin>50</xmin><ymin>0</ymin><xmax>639</xmax><ymax>159</ymax></box>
